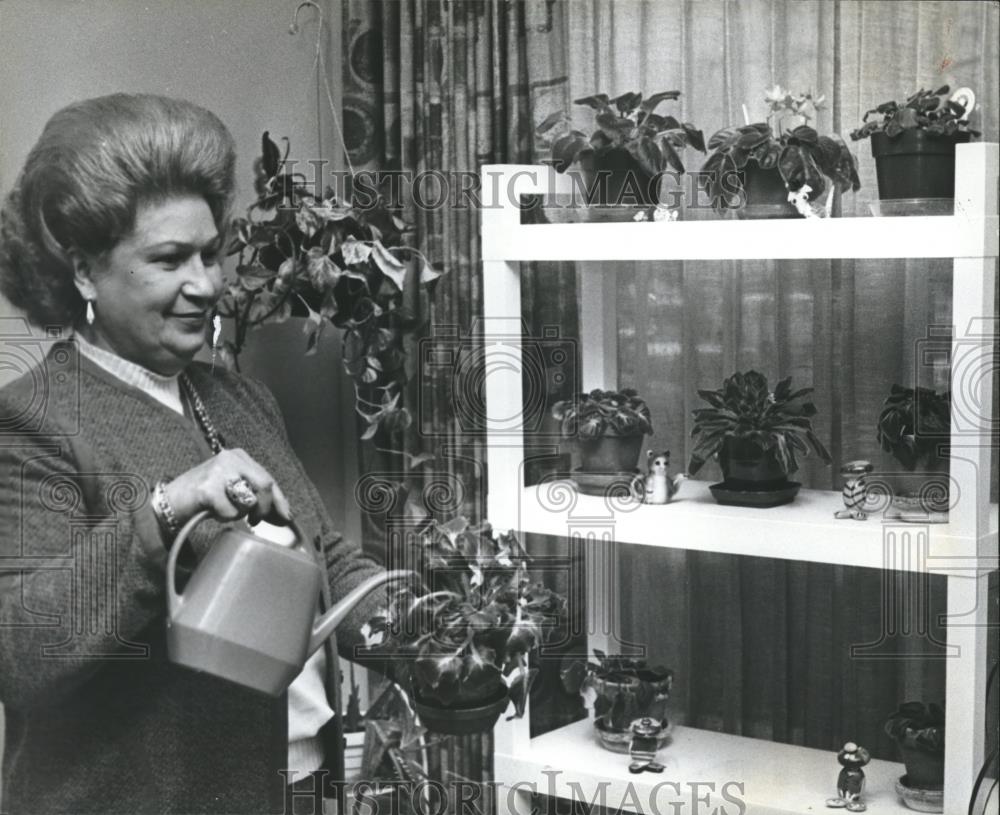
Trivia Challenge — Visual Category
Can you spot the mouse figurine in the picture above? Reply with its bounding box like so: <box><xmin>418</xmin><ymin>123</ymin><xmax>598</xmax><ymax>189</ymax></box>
<box><xmin>825</xmin><ymin>742</ymin><xmax>871</xmax><ymax>812</ymax></box>
<box><xmin>631</xmin><ymin>450</ymin><xmax>687</xmax><ymax>505</ymax></box>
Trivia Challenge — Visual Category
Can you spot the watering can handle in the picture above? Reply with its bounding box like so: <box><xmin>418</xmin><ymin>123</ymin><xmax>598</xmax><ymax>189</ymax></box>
<box><xmin>165</xmin><ymin>510</ymin><xmax>311</xmax><ymax>617</ymax></box>
<box><xmin>166</xmin><ymin>509</ymin><xmax>210</xmax><ymax>618</ymax></box>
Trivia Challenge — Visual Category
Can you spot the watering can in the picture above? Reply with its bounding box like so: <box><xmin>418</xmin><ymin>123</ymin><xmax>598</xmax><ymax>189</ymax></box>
<box><xmin>165</xmin><ymin>510</ymin><xmax>411</xmax><ymax>696</ymax></box>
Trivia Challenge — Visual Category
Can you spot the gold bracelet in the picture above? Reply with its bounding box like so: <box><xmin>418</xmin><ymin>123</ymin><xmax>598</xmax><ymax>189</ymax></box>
<box><xmin>152</xmin><ymin>480</ymin><xmax>180</xmax><ymax>538</ymax></box>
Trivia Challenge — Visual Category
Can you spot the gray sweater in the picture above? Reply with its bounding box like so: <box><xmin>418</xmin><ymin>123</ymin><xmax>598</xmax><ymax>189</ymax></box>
<box><xmin>0</xmin><ymin>342</ymin><xmax>384</xmax><ymax>814</ymax></box>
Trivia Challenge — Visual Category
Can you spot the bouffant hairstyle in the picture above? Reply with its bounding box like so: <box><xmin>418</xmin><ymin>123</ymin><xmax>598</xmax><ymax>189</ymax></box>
<box><xmin>0</xmin><ymin>94</ymin><xmax>237</xmax><ymax>328</ymax></box>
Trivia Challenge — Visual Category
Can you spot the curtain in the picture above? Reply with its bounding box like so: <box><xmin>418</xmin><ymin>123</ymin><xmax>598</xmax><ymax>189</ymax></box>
<box><xmin>342</xmin><ymin>0</ymin><xmax>999</xmax><ymax>761</ymax></box>
<box><xmin>341</xmin><ymin>0</ymin><xmax>578</xmax><ymax>527</ymax></box>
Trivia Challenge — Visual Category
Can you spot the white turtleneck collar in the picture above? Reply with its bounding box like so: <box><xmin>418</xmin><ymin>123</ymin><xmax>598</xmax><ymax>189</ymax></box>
<box><xmin>73</xmin><ymin>333</ymin><xmax>184</xmax><ymax>415</ymax></box>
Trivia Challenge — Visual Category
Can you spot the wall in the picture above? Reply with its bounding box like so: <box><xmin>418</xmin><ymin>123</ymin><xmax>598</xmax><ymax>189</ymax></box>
<box><xmin>0</xmin><ymin>0</ymin><xmax>362</xmax><ymax>788</ymax></box>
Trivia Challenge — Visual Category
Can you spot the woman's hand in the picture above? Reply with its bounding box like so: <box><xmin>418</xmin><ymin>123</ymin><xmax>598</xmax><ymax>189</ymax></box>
<box><xmin>162</xmin><ymin>449</ymin><xmax>291</xmax><ymax>527</ymax></box>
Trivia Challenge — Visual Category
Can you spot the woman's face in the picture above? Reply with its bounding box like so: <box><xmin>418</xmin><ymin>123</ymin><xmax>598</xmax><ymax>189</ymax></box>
<box><xmin>80</xmin><ymin>195</ymin><xmax>223</xmax><ymax>376</ymax></box>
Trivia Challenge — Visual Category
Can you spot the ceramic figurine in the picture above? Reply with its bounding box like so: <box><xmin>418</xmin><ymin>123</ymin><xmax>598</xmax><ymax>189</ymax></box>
<box><xmin>627</xmin><ymin>717</ymin><xmax>666</xmax><ymax>774</ymax></box>
<box><xmin>834</xmin><ymin>460</ymin><xmax>873</xmax><ymax>521</ymax></box>
<box><xmin>825</xmin><ymin>742</ymin><xmax>871</xmax><ymax>812</ymax></box>
<box><xmin>631</xmin><ymin>450</ymin><xmax>687</xmax><ymax>504</ymax></box>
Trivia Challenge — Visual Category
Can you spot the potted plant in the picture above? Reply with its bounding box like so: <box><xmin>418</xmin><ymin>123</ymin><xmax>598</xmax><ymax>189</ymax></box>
<box><xmin>361</xmin><ymin>517</ymin><xmax>565</xmax><ymax>735</ymax></box>
<box><xmin>688</xmin><ymin>371</ymin><xmax>832</xmax><ymax>506</ymax></box>
<box><xmin>875</xmin><ymin>384</ymin><xmax>951</xmax><ymax>511</ymax></box>
<box><xmin>342</xmin><ymin>663</ymin><xmax>366</xmax><ymax>783</ymax></box>
<box><xmin>552</xmin><ymin>388</ymin><xmax>653</xmax><ymax>493</ymax></box>
<box><xmin>851</xmin><ymin>85</ymin><xmax>978</xmax><ymax>204</ymax></box>
<box><xmin>884</xmin><ymin>701</ymin><xmax>945</xmax><ymax>790</ymax></box>
<box><xmin>535</xmin><ymin>91</ymin><xmax>705</xmax><ymax>215</ymax></box>
<box><xmin>701</xmin><ymin>86</ymin><xmax>860</xmax><ymax>219</ymax></box>
<box><xmin>560</xmin><ymin>650</ymin><xmax>673</xmax><ymax>752</ymax></box>
<box><xmin>353</xmin><ymin>682</ymin><xmax>428</xmax><ymax>815</ymax></box>
<box><xmin>221</xmin><ymin>133</ymin><xmax>443</xmax><ymax>442</ymax></box>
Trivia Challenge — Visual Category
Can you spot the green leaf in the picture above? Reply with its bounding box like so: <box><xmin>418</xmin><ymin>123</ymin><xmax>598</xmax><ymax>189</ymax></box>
<box><xmin>596</xmin><ymin>111</ymin><xmax>634</xmax><ymax>143</ymax></box>
<box><xmin>535</xmin><ymin>110</ymin><xmax>565</xmax><ymax>135</ymax></box>
<box><xmin>305</xmin><ymin>326</ymin><xmax>321</xmax><ymax>356</ymax></box>
<box><xmin>640</xmin><ymin>90</ymin><xmax>682</xmax><ymax>113</ymax></box>
<box><xmin>341</xmin><ymin>238</ymin><xmax>372</xmax><ymax>266</ymax></box>
<box><xmin>788</xmin><ymin>125</ymin><xmax>819</xmax><ymax>145</ymax></box>
<box><xmin>612</xmin><ymin>91</ymin><xmax>643</xmax><ymax>115</ymax></box>
<box><xmin>551</xmin><ymin>130</ymin><xmax>590</xmax><ymax>172</ymax></box>
<box><xmin>305</xmin><ymin>246</ymin><xmax>343</xmax><ymax>291</ymax></box>
<box><xmin>778</xmin><ymin>145</ymin><xmax>824</xmax><ymax>198</ymax></box>
<box><xmin>296</xmin><ymin>206</ymin><xmax>321</xmax><ymax>238</ymax></box>
<box><xmin>370</xmin><ymin>241</ymin><xmax>408</xmax><ymax>290</ymax></box>
<box><xmin>573</xmin><ymin>93</ymin><xmax>612</xmax><ymax>110</ymax></box>
<box><xmin>238</xmin><ymin>261</ymin><xmax>276</xmax><ymax>292</ymax></box>
<box><xmin>626</xmin><ymin>136</ymin><xmax>664</xmax><ymax>176</ymax></box>
<box><xmin>420</xmin><ymin>259</ymin><xmax>443</xmax><ymax>284</ymax></box>
<box><xmin>708</xmin><ymin>127</ymin><xmax>741</xmax><ymax>151</ymax></box>
<box><xmin>683</xmin><ymin>123</ymin><xmax>706</xmax><ymax>153</ymax></box>
<box><xmin>659</xmin><ymin>138</ymin><xmax>685</xmax><ymax>174</ymax></box>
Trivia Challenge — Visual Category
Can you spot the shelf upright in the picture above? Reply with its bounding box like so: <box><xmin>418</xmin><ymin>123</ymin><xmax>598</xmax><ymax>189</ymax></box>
<box><xmin>480</xmin><ymin>144</ymin><xmax>999</xmax><ymax>815</ymax></box>
<box><xmin>942</xmin><ymin>142</ymin><xmax>998</xmax><ymax>813</ymax></box>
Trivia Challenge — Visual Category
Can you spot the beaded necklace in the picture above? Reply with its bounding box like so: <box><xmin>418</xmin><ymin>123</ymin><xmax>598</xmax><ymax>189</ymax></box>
<box><xmin>180</xmin><ymin>373</ymin><xmax>223</xmax><ymax>454</ymax></box>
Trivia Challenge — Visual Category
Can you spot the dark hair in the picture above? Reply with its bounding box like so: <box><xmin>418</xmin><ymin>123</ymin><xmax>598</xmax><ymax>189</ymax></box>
<box><xmin>0</xmin><ymin>93</ymin><xmax>237</xmax><ymax>328</ymax></box>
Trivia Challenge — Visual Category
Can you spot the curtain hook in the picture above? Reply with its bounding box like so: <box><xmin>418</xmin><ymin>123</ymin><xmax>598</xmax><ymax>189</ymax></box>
<box><xmin>289</xmin><ymin>1</ymin><xmax>322</xmax><ymax>35</ymax></box>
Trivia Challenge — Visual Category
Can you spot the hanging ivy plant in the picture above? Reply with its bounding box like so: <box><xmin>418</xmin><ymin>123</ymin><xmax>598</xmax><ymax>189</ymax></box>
<box><xmin>219</xmin><ymin>133</ymin><xmax>443</xmax><ymax>440</ymax></box>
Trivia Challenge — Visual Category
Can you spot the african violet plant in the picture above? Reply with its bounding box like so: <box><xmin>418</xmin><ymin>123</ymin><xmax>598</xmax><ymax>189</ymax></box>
<box><xmin>702</xmin><ymin>86</ymin><xmax>860</xmax><ymax>213</ymax></box>
<box><xmin>361</xmin><ymin>517</ymin><xmax>565</xmax><ymax>719</ymax></box>
<box><xmin>688</xmin><ymin>371</ymin><xmax>832</xmax><ymax>477</ymax></box>
<box><xmin>884</xmin><ymin>701</ymin><xmax>945</xmax><ymax>756</ymax></box>
<box><xmin>876</xmin><ymin>385</ymin><xmax>950</xmax><ymax>470</ymax></box>
<box><xmin>220</xmin><ymin>133</ymin><xmax>442</xmax><ymax>440</ymax></box>
<box><xmin>551</xmin><ymin>388</ymin><xmax>653</xmax><ymax>439</ymax></box>
<box><xmin>851</xmin><ymin>85</ymin><xmax>979</xmax><ymax>141</ymax></box>
<box><xmin>560</xmin><ymin>650</ymin><xmax>673</xmax><ymax>732</ymax></box>
<box><xmin>535</xmin><ymin>91</ymin><xmax>706</xmax><ymax>203</ymax></box>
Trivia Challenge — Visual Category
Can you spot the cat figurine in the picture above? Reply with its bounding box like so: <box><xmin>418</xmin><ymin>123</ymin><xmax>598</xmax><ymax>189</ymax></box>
<box><xmin>631</xmin><ymin>450</ymin><xmax>687</xmax><ymax>504</ymax></box>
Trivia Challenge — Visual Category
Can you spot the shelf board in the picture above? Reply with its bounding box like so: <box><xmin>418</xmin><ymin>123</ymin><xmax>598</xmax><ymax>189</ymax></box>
<box><xmin>482</xmin><ymin>214</ymin><xmax>999</xmax><ymax>262</ymax></box>
<box><xmin>506</xmin><ymin>481</ymin><xmax>998</xmax><ymax>572</ymax></box>
<box><xmin>495</xmin><ymin>717</ymin><xmax>911</xmax><ymax>815</ymax></box>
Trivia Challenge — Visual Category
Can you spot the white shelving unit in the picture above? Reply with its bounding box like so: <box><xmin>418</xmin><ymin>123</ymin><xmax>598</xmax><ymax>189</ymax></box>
<box><xmin>479</xmin><ymin>145</ymin><xmax>998</xmax><ymax>815</ymax></box>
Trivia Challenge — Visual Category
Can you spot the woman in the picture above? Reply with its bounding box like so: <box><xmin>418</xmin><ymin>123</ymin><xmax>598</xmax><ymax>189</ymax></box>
<box><xmin>0</xmin><ymin>94</ymin><xmax>384</xmax><ymax>814</ymax></box>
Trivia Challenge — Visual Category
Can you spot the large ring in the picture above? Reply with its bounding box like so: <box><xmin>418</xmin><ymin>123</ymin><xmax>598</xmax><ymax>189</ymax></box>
<box><xmin>225</xmin><ymin>477</ymin><xmax>258</xmax><ymax>510</ymax></box>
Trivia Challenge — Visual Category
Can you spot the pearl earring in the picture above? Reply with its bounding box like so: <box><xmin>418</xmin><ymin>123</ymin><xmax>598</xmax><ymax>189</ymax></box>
<box><xmin>85</xmin><ymin>300</ymin><xmax>95</xmax><ymax>325</ymax></box>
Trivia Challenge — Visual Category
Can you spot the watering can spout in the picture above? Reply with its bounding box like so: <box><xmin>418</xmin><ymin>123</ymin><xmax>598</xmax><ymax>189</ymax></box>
<box><xmin>308</xmin><ymin>569</ymin><xmax>414</xmax><ymax>655</ymax></box>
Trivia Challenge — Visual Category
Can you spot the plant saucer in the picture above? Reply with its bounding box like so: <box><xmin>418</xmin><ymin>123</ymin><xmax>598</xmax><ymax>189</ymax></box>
<box><xmin>709</xmin><ymin>481</ymin><xmax>801</xmax><ymax>508</ymax></box>
<box><xmin>869</xmin><ymin>198</ymin><xmax>954</xmax><ymax>217</ymax></box>
<box><xmin>593</xmin><ymin>715</ymin><xmax>672</xmax><ymax>753</ymax></box>
<box><xmin>894</xmin><ymin>775</ymin><xmax>943</xmax><ymax>812</ymax></box>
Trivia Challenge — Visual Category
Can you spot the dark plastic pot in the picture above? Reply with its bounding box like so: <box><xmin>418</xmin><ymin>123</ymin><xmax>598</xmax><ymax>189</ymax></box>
<box><xmin>413</xmin><ymin>687</ymin><xmax>509</xmax><ymax>735</ymax></box>
<box><xmin>718</xmin><ymin>438</ymin><xmax>789</xmax><ymax>489</ymax></box>
<box><xmin>875</xmin><ymin>444</ymin><xmax>950</xmax><ymax>511</ymax></box>
<box><xmin>898</xmin><ymin>743</ymin><xmax>944</xmax><ymax>789</ymax></box>
<box><xmin>735</xmin><ymin>161</ymin><xmax>799</xmax><ymax>220</ymax></box>
<box><xmin>870</xmin><ymin>130</ymin><xmax>971</xmax><ymax>200</ymax></box>
<box><xmin>578</xmin><ymin>433</ymin><xmax>644</xmax><ymax>473</ymax></box>
<box><xmin>579</xmin><ymin>147</ymin><xmax>659</xmax><ymax>206</ymax></box>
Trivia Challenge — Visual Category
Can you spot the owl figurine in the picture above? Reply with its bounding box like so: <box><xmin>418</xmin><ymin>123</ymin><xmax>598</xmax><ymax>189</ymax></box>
<box><xmin>825</xmin><ymin>742</ymin><xmax>871</xmax><ymax>812</ymax></box>
<box><xmin>631</xmin><ymin>450</ymin><xmax>687</xmax><ymax>505</ymax></box>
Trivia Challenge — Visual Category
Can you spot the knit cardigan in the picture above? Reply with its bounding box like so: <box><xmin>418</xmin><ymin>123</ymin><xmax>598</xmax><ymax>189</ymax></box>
<box><xmin>0</xmin><ymin>342</ymin><xmax>385</xmax><ymax>814</ymax></box>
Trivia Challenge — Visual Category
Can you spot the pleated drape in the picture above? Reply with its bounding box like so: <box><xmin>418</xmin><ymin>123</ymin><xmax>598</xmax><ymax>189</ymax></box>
<box><xmin>342</xmin><ymin>0</ymin><xmax>998</xmax><ymax>760</ymax></box>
